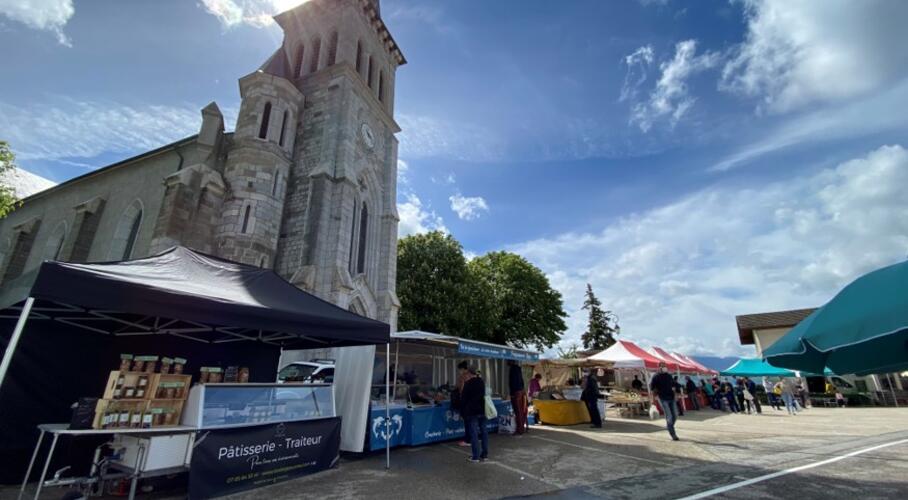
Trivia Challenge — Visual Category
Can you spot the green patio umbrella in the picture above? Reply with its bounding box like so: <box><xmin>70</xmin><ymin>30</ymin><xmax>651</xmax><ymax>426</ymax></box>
<box><xmin>764</xmin><ymin>260</ymin><xmax>908</xmax><ymax>376</ymax></box>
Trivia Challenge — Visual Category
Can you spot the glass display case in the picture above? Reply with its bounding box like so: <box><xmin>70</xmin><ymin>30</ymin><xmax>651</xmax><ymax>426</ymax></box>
<box><xmin>182</xmin><ymin>383</ymin><xmax>335</xmax><ymax>429</ymax></box>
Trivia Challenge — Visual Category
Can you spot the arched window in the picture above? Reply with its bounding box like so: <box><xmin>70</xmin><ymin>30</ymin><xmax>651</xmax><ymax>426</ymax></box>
<box><xmin>241</xmin><ymin>204</ymin><xmax>252</xmax><ymax>234</ymax></box>
<box><xmin>348</xmin><ymin>199</ymin><xmax>357</xmax><ymax>273</ymax></box>
<box><xmin>278</xmin><ymin>110</ymin><xmax>289</xmax><ymax>146</ymax></box>
<box><xmin>258</xmin><ymin>102</ymin><xmax>272</xmax><ymax>139</ymax></box>
<box><xmin>42</xmin><ymin>221</ymin><xmax>67</xmax><ymax>261</ymax></box>
<box><xmin>309</xmin><ymin>37</ymin><xmax>321</xmax><ymax>73</ymax></box>
<box><xmin>378</xmin><ymin>70</ymin><xmax>385</xmax><ymax>102</ymax></box>
<box><xmin>109</xmin><ymin>200</ymin><xmax>143</xmax><ymax>260</ymax></box>
<box><xmin>356</xmin><ymin>203</ymin><xmax>368</xmax><ymax>274</ymax></box>
<box><xmin>355</xmin><ymin>41</ymin><xmax>363</xmax><ymax>76</ymax></box>
<box><xmin>327</xmin><ymin>31</ymin><xmax>338</xmax><ymax>66</ymax></box>
<box><xmin>294</xmin><ymin>43</ymin><xmax>305</xmax><ymax>77</ymax></box>
<box><xmin>367</xmin><ymin>56</ymin><xmax>374</xmax><ymax>88</ymax></box>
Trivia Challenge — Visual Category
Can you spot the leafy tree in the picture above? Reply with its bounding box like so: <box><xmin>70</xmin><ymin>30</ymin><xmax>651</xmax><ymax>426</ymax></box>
<box><xmin>396</xmin><ymin>231</ymin><xmax>476</xmax><ymax>336</ymax></box>
<box><xmin>468</xmin><ymin>252</ymin><xmax>567</xmax><ymax>350</ymax></box>
<box><xmin>580</xmin><ymin>283</ymin><xmax>619</xmax><ymax>350</ymax></box>
<box><xmin>0</xmin><ymin>141</ymin><xmax>20</xmax><ymax>218</ymax></box>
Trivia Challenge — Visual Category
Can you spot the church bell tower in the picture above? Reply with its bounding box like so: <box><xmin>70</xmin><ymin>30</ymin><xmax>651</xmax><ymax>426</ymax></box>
<box><xmin>223</xmin><ymin>0</ymin><xmax>404</xmax><ymax>328</ymax></box>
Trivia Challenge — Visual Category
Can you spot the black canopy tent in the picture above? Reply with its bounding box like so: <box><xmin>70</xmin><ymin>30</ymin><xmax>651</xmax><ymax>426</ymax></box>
<box><xmin>0</xmin><ymin>246</ymin><xmax>390</xmax><ymax>483</ymax></box>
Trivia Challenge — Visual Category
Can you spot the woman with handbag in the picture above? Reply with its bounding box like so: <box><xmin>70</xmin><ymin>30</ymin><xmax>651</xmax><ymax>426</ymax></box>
<box><xmin>460</xmin><ymin>364</ymin><xmax>489</xmax><ymax>462</ymax></box>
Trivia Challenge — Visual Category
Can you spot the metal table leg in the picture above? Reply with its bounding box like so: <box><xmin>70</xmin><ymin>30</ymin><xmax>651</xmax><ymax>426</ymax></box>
<box><xmin>18</xmin><ymin>429</ymin><xmax>46</xmax><ymax>500</ymax></box>
<box><xmin>34</xmin><ymin>432</ymin><xmax>59</xmax><ymax>500</ymax></box>
<box><xmin>127</xmin><ymin>444</ymin><xmax>145</xmax><ymax>500</ymax></box>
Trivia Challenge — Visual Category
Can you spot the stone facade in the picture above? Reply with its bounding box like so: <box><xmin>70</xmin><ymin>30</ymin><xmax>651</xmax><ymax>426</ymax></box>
<box><xmin>0</xmin><ymin>0</ymin><xmax>403</xmax><ymax>329</ymax></box>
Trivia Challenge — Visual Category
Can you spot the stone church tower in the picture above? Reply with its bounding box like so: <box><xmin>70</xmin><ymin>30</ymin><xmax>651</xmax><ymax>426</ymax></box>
<box><xmin>220</xmin><ymin>0</ymin><xmax>404</xmax><ymax>329</ymax></box>
<box><xmin>0</xmin><ymin>0</ymin><xmax>402</xmax><ymax>331</ymax></box>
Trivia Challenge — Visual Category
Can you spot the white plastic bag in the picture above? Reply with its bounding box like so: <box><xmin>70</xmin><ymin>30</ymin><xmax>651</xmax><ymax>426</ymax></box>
<box><xmin>484</xmin><ymin>394</ymin><xmax>498</xmax><ymax>419</ymax></box>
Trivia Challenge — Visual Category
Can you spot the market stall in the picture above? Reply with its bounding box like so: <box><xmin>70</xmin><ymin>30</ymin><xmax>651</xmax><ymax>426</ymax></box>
<box><xmin>366</xmin><ymin>331</ymin><xmax>539</xmax><ymax>450</ymax></box>
<box><xmin>523</xmin><ymin>359</ymin><xmax>612</xmax><ymax>426</ymax></box>
<box><xmin>588</xmin><ymin>340</ymin><xmax>666</xmax><ymax>417</ymax></box>
<box><xmin>0</xmin><ymin>246</ymin><xmax>389</xmax><ymax>498</ymax></box>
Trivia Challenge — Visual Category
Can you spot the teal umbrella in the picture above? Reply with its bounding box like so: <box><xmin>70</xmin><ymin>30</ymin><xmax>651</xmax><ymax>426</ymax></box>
<box><xmin>764</xmin><ymin>260</ymin><xmax>908</xmax><ymax>376</ymax></box>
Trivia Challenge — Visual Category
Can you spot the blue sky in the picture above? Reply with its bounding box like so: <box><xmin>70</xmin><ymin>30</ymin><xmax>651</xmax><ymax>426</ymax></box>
<box><xmin>3</xmin><ymin>0</ymin><xmax>908</xmax><ymax>356</ymax></box>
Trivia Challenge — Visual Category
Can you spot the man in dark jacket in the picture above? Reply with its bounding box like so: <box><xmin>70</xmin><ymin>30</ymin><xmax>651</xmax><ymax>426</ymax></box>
<box><xmin>685</xmin><ymin>376</ymin><xmax>699</xmax><ymax>410</ymax></box>
<box><xmin>508</xmin><ymin>360</ymin><xmax>527</xmax><ymax>435</ymax></box>
<box><xmin>581</xmin><ymin>370</ymin><xmax>602</xmax><ymax>428</ymax></box>
<box><xmin>650</xmin><ymin>362</ymin><xmax>679</xmax><ymax>440</ymax></box>
<box><xmin>460</xmin><ymin>364</ymin><xmax>488</xmax><ymax>462</ymax></box>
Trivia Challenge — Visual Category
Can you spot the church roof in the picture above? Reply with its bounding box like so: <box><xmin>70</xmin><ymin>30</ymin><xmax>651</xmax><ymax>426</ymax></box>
<box><xmin>259</xmin><ymin>46</ymin><xmax>293</xmax><ymax>80</ymax></box>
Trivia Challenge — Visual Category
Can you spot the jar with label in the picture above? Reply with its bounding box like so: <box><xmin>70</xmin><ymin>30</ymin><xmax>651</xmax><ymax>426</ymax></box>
<box><xmin>119</xmin><ymin>354</ymin><xmax>133</xmax><ymax>373</ymax></box>
<box><xmin>163</xmin><ymin>410</ymin><xmax>175</xmax><ymax>426</ymax></box>
<box><xmin>131</xmin><ymin>359</ymin><xmax>145</xmax><ymax>372</ymax></box>
<box><xmin>124</xmin><ymin>385</ymin><xmax>136</xmax><ymax>399</ymax></box>
<box><xmin>143</xmin><ymin>356</ymin><xmax>159</xmax><ymax>373</ymax></box>
<box><xmin>173</xmin><ymin>382</ymin><xmax>185</xmax><ymax>399</ymax></box>
<box><xmin>113</xmin><ymin>375</ymin><xmax>125</xmax><ymax>399</ymax></box>
<box><xmin>118</xmin><ymin>410</ymin><xmax>131</xmax><ymax>428</ymax></box>
<box><xmin>130</xmin><ymin>411</ymin><xmax>142</xmax><ymax>428</ymax></box>
<box><xmin>160</xmin><ymin>357</ymin><xmax>173</xmax><ymax>374</ymax></box>
<box><xmin>142</xmin><ymin>411</ymin><xmax>153</xmax><ymax>429</ymax></box>
<box><xmin>173</xmin><ymin>358</ymin><xmax>186</xmax><ymax>374</ymax></box>
<box><xmin>199</xmin><ymin>367</ymin><xmax>209</xmax><ymax>384</ymax></box>
<box><xmin>208</xmin><ymin>368</ymin><xmax>223</xmax><ymax>383</ymax></box>
<box><xmin>238</xmin><ymin>367</ymin><xmax>250</xmax><ymax>383</ymax></box>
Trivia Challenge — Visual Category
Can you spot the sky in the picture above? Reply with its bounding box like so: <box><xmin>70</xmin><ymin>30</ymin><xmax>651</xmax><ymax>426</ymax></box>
<box><xmin>2</xmin><ymin>0</ymin><xmax>908</xmax><ymax>357</ymax></box>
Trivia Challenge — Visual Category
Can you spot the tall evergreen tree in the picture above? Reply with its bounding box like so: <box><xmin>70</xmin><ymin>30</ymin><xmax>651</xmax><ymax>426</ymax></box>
<box><xmin>580</xmin><ymin>284</ymin><xmax>619</xmax><ymax>350</ymax></box>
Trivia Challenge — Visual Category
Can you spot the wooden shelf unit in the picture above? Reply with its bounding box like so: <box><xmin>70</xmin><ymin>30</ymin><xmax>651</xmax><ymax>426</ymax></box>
<box><xmin>93</xmin><ymin>371</ymin><xmax>192</xmax><ymax>429</ymax></box>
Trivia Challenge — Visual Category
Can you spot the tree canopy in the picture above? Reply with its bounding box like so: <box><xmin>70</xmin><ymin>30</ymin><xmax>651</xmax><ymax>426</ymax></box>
<box><xmin>0</xmin><ymin>141</ymin><xmax>19</xmax><ymax>218</ymax></box>
<box><xmin>396</xmin><ymin>231</ymin><xmax>567</xmax><ymax>351</ymax></box>
<box><xmin>580</xmin><ymin>283</ymin><xmax>619</xmax><ymax>350</ymax></box>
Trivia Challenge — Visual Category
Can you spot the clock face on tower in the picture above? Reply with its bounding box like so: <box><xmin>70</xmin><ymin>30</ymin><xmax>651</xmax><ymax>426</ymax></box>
<box><xmin>360</xmin><ymin>122</ymin><xmax>374</xmax><ymax>149</ymax></box>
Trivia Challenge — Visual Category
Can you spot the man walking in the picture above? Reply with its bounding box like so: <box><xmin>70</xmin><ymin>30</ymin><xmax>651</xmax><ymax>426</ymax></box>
<box><xmin>508</xmin><ymin>360</ymin><xmax>528</xmax><ymax>435</ymax></box>
<box><xmin>581</xmin><ymin>369</ymin><xmax>603</xmax><ymax>428</ymax></box>
<box><xmin>460</xmin><ymin>364</ymin><xmax>489</xmax><ymax>462</ymax></box>
<box><xmin>744</xmin><ymin>376</ymin><xmax>761</xmax><ymax>414</ymax></box>
<box><xmin>651</xmin><ymin>362</ymin><xmax>679</xmax><ymax>441</ymax></box>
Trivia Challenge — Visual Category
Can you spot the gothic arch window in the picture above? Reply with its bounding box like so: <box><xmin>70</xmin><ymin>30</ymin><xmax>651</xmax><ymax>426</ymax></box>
<box><xmin>355</xmin><ymin>41</ymin><xmax>363</xmax><ymax>76</ymax></box>
<box><xmin>348</xmin><ymin>199</ymin><xmax>358</xmax><ymax>273</ymax></box>
<box><xmin>327</xmin><ymin>31</ymin><xmax>338</xmax><ymax>66</ymax></box>
<box><xmin>109</xmin><ymin>200</ymin><xmax>143</xmax><ymax>260</ymax></box>
<box><xmin>294</xmin><ymin>43</ymin><xmax>305</xmax><ymax>77</ymax></box>
<box><xmin>309</xmin><ymin>37</ymin><xmax>321</xmax><ymax>73</ymax></box>
<box><xmin>356</xmin><ymin>203</ymin><xmax>368</xmax><ymax>274</ymax></box>
<box><xmin>367</xmin><ymin>55</ymin><xmax>374</xmax><ymax>88</ymax></box>
<box><xmin>378</xmin><ymin>70</ymin><xmax>385</xmax><ymax>102</ymax></box>
<box><xmin>278</xmin><ymin>109</ymin><xmax>289</xmax><ymax>146</ymax></box>
<box><xmin>43</xmin><ymin>221</ymin><xmax>67</xmax><ymax>261</ymax></box>
<box><xmin>241</xmin><ymin>204</ymin><xmax>252</xmax><ymax>234</ymax></box>
<box><xmin>258</xmin><ymin>102</ymin><xmax>272</xmax><ymax>139</ymax></box>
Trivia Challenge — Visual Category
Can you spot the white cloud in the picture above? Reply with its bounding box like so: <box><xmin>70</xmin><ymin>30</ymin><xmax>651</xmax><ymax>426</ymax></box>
<box><xmin>396</xmin><ymin>114</ymin><xmax>504</xmax><ymax>162</ymax></box>
<box><xmin>630</xmin><ymin>40</ymin><xmax>720</xmax><ymax>132</ymax></box>
<box><xmin>0</xmin><ymin>98</ymin><xmax>207</xmax><ymax>161</ymax></box>
<box><xmin>619</xmin><ymin>45</ymin><xmax>654</xmax><ymax>102</ymax></box>
<box><xmin>510</xmin><ymin>144</ymin><xmax>908</xmax><ymax>356</ymax></box>
<box><xmin>397</xmin><ymin>193</ymin><xmax>447</xmax><ymax>237</ymax></box>
<box><xmin>449</xmin><ymin>193</ymin><xmax>489</xmax><ymax>221</ymax></box>
<box><xmin>721</xmin><ymin>0</ymin><xmax>908</xmax><ymax>113</ymax></box>
<box><xmin>0</xmin><ymin>0</ymin><xmax>74</xmax><ymax>46</ymax></box>
<box><xmin>198</xmin><ymin>0</ymin><xmax>308</xmax><ymax>29</ymax></box>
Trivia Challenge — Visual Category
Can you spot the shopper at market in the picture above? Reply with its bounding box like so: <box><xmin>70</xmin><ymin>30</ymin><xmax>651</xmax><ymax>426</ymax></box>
<box><xmin>581</xmin><ymin>370</ymin><xmax>603</xmax><ymax>428</ymax></box>
<box><xmin>777</xmin><ymin>378</ymin><xmax>798</xmax><ymax>415</ymax></box>
<box><xmin>764</xmin><ymin>377</ymin><xmax>781</xmax><ymax>410</ymax></box>
<box><xmin>631</xmin><ymin>375</ymin><xmax>644</xmax><ymax>391</ymax></box>
<box><xmin>508</xmin><ymin>360</ymin><xmax>528</xmax><ymax>435</ymax></box>
<box><xmin>744</xmin><ymin>377</ymin><xmax>761</xmax><ymax>414</ymax></box>
<box><xmin>528</xmin><ymin>373</ymin><xmax>543</xmax><ymax>399</ymax></box>
<box><xmin>460</xmin><ymin>364</ymin><xmax>489</xmax><ymax>462</ymax></box>
<box><xmin>685</xmin><ymin>376</ymin><xmax>699</xmax><ymax>410</ymax></box>
<box><xmin>672</xmin><ymin>376</ymin><xmax>685</xmax><ymax>416</ymax></box>
<box><xmin>454</xmin><ymin>361</ymin><xmax>471</xmax><ymax>447</ymax></box>
<box><xmin>650</xmin><ymin>362</ymin><xmax>679</xmax><ymax>440</ymax></box>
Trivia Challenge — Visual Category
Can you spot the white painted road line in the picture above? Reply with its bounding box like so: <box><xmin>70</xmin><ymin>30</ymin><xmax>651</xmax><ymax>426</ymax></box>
<box><xmin>676</xmin><ymin>437</ymin><xmax>908</xmax><ymax>500</ymax></box>
<box><xmin>444</xmin><ymin>445</ymin><xmax>567</xmax><ymax>490</ymax></box>
<box><xmin>528</xmin><ymin>434</ymin><xmax>672</xmax><ymax>467</ymax></box>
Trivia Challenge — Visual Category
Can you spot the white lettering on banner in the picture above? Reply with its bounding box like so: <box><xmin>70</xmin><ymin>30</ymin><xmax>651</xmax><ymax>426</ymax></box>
<box><xmin>218</xmin><ymin>441</ymin><xmax>277</xmax><ymax>460</ymax></box>
<box><xmin>285</xmin><ymin>435</ymin><xmax>322</xmax><ymax>448</ymax></box>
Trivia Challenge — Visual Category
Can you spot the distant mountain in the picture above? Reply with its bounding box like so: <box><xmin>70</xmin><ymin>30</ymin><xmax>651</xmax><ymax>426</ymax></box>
<box><xmin>1</xmin><ymin>168</ymin><xmax>56</xmax><ymax>198</ymax></box>
<box><xmin>692</xmin><ymin>356</ymin><xmax>740</xmax><ymax>372</ymax></box>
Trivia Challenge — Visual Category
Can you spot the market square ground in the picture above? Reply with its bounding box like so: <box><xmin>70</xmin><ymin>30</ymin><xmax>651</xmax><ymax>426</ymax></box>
<box><xmin>7</xmin><ymin>407</ymin><xmax>908</xmax><ymax>499</ymax></box>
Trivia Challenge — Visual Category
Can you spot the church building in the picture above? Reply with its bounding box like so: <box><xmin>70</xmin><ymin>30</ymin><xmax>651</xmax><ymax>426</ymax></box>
<box><xmin>0</xmin><ymin>0</ymin><xmax>404</xmax><ymax>330</ymax></box>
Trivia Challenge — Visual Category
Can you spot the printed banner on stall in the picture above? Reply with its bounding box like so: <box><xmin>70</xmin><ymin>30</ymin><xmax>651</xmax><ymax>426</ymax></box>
<box><xmin>457</xmin><ymin>340</ymin><xmax>539</xmax><ymax>362</ymax></box>
<box><xmin>189</xmin><ymin>417</ymin><xmax>341</xmax><ymax>499</ymax></box>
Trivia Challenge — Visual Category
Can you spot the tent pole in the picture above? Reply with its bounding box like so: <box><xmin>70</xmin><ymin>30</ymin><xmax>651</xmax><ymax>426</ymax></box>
<box><xmin>886</xmin><ymin>373</ymin><xmax>899</xmax><ymax>407</ymax></box>
<box><xmin>0</xmin><ymin>297</ymin><xmax>34</xmax><ymax>396</ymax></box>
<box><xmin>385</xmin><ymin>342</ymin><xmax>390</xmax><ymax>469</ymax></box>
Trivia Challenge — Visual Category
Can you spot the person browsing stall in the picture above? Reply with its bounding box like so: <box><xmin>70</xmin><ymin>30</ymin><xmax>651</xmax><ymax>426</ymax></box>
<box><xmin>631</xmin><ymin>375</ymin><xmax>644</xmax><ymax>391</ymax></box>
<box><xmin>581</xmin><ymin>370</ymin><xmax>603</xmax><ymax>429</ymax></box>
<box><xmin>460</xmin><ymin>364</ymin><xmax>489</xmax><ymax>462</ymax></box>
<box><xmin>508</xmin><ymin>360</ymin><xmax>528</xmax><ymax>435</ymax></box>
<box><xmin>650</xmin><ymin>362</ymin><xmax>680</xmax><ymax>441</ymax></box>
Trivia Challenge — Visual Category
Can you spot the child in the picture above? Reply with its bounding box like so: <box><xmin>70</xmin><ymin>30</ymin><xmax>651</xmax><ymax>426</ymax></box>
<box><xmin>835</xmin><ymin>391</ymin><xmax>846</xmax><ymax>407</ymax></box>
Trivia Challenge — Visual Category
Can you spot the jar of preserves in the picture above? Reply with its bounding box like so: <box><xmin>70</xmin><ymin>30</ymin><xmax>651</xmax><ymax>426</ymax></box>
<box><xmin>238</xmin><ymin>367</ymin><xmax>250</xmax><ymax>383</ymax></box>
<box><xmin>160</xmin><ymin>357</ymin><xmax>173</xmax><ymax>374</ymax></box>
<box><xmin>119</xmin><ymin>354</ymin><xmax>133</xmax><ymax>373</ymax></box>
<box><xmin>173</xmin><ymin>358</ymin><xmax>186</xmax><ymax>374</ymax></box>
